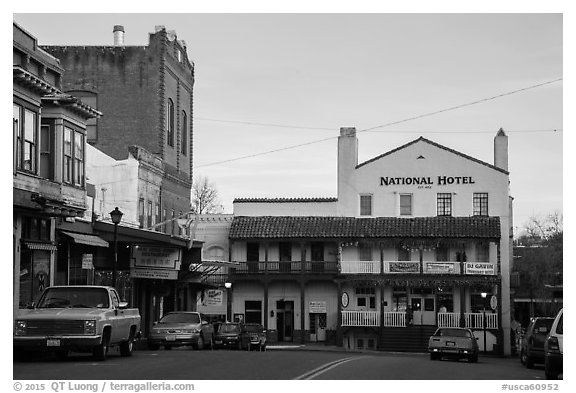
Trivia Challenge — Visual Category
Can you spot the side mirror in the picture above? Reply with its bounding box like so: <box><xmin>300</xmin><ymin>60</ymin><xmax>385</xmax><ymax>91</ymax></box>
<box><xmin>118</xmin><ymin>302</ymin><xmax>129</xmax><ymax>309</ymax></box>
<box><xmin>201</xmin><ymin>320</ymin><xmax>208</xmax><ymax>325</ymax></box>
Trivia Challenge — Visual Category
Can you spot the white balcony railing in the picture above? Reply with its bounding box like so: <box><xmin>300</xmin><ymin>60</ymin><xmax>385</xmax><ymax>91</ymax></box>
<box><xmin>464</xmin><ymin>312</ymin><xmax>498</xmax><ymax>329</ymax></box>
<box><xmin>342</xmin><ymin>310</ymin><xmax>380</xmax><ymax>326</ymax></box>
<box><xmin>340</xmin><ymin>260</ymin><xmax>381</xmax><ymax>274</ymax></box>
<box><xmin>383</xmin><ymin>311</ymin><xmax>406</xmax><ymax>327</ymax></box>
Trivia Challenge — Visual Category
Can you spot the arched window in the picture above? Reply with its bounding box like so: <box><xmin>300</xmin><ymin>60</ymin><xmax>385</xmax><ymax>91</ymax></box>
<box><xmin>167</xmin><ymin>99</ymin><xmax>175</xmax><ymax>147</ymax></box>
<box><xmin>181</xmin><ymin>111</ymin><xmax>187</xmax><ymax>155</ymax></box>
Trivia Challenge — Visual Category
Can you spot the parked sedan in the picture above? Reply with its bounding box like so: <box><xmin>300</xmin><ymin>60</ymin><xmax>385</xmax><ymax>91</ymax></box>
<box><xmin>214</xmin><ymin>322</ymin><xmax>243</xmax><ymax>349</ymax></box>
<box><xmin>544</xmin><ymin>308</ymin><xmax>563</xmax><ymax>380</ymax></box>
<box><xmin>520</xmin><ymin>317</ymin><xmax>555</xmax><ymax>368</ymax></box>
<box><xmin>428</xmin><ymin>327</ymin><xmax>479</xmax><ymax>362</ymax></box>
<box><xmin>148</xmin><ymin>312</ymin><xmax>214</xmax><ymax>350</ymax></box>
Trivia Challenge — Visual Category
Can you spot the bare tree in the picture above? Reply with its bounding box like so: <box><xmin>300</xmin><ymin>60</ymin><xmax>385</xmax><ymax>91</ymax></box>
<box><xmin>522</xmin><ymin>212</ymin><xmax>563</xmax><ymax>242</ymax></box>
<box><xmin>191</xmin><ymin>176</ymin><xmax>223</xmax><ymax>214</ymax></box>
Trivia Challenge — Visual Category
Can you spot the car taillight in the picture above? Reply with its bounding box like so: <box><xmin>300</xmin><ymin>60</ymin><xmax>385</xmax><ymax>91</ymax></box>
<box><xmin>546</xmin><ymin>336</ymin><xmax>560</xmax><ymax>352</ymax></box>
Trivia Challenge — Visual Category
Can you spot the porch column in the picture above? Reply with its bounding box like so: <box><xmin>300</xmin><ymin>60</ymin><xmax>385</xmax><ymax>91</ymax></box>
<box><xmin>300</xmin><ymin>242</ymin><xmax>306</xmax><ymax>274</ymax></box>
<box><xmin>379</xmin><ymin>244</ymin><xmax>385</xmax><ymax>347</ymax></box>
<box><xmin>460</xmin><ymin>286</ymin><xmax>466</xmax><ymax>327</ymax></box>
<box><xmin>300</xmin><ymin>281</ymin><xmax>306</xmax><ymax>344</ymax></box>
<box><xmin>336</xmin><ymin>281</ymin><xmax>343</xmax><ymax>346</ymax></box>
<box><xmin>496</xmin><ymin>241</ymin><xmax>504</xmax><ymax>356</ymax></box>
<box><xmin>264</xmin><ymin>280</ymin><xmax>269</xmax><ymax>330</ymax></box>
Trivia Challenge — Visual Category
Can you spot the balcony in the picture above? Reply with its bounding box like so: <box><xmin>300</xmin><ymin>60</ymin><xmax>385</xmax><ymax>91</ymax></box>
<box><xmin>342</xmin><ymin>311</ymin><xmax>498</xmax><ymax>329</ymax></box>
<box><xmin>232</xmin><ymin>260</ymin><xmax>338</xmax><ymax>275</ymax></box>
<box><xmin>342</xmin><ymin>310</ymin><xmax>380</xmax><ymax>327</ymax></box>
<box><xmin>437</xmin><ymin>312</ymin><xmax>498</xmax><ymax>329</ymax></box>
<box><xmin>339</xmin><ymin>260</ymin><xmax>493</xmax><ymax>275</ymax></box>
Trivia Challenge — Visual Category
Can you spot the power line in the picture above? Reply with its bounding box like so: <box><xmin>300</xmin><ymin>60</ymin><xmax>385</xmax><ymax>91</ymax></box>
<box><xmin>194</xmin><ymin>78</ymin><xmax>562</xmax><ymax>169</ymax></box>
<box><xmin>195</xmin><ymin>117</ymin><xmax>334</xmax><ymax>131</ymax></box>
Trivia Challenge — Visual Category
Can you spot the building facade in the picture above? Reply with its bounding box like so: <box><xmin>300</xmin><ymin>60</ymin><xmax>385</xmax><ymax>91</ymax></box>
<box><xmin>226</xmin><ymin>127</ymin><xmax>513</xmax><ymax>355</ymax></box>
<box><xmin>42</xmin><ymin>25</ymin><xmax>195</xmax><ymax>234</ymax></box>
<box><xmin>13</xmin><ymin>22</ymin><xmax>100</xmax><ymax>314</ymax></box>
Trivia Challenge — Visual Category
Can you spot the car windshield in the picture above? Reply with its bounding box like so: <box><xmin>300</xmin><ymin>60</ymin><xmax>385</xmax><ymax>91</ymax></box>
<box><xmin>244</xmin><ymin>325</ymin><xmax>262</xmax><ymax>333</ymax></box>
<box><xmin>219</xmin><ymin>324</ymin><xmax>240</xmax><ymax>333</ymax></box>
<box><xmin>36</xmin><ymin>287</ymin><xmax>110</xmax><ymax>308</ymax></box>
<box><xmin>437</xmin><ymin>329</ymin><xmax>471</xmax><ymax>338</ymax></box>
<box><xmin>159</xmin><ymin>313</ymin><xmax>200</xmax><ymax>324</ymax></box>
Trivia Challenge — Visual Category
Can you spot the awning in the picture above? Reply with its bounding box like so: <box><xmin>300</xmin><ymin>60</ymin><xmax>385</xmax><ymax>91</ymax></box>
<box><xmin>61</xmin><ymin>231</ymin><xmax>109</xmax><ymax>248</ymax></box>
<box><xmin>24</xmin><ymin>242</ymin><xmax>57</xmax><ymax>251</ymax></box>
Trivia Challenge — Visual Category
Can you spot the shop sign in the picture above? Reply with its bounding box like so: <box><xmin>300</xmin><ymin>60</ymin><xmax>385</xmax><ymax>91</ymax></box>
<box><xmin>490</xmin><ymin>295</ymin><xmax>498</xmax><ymax>310</ymax></box>
<box><xmin>200</xmin><ymin>289</ymin><xmax>223</xmax><ymax>306</ymax></box>
<box><xmin>425</xmin><ymin>262</ymin><xmax>455</xmax><ymax>274</ymax></box>
<box><xmin>389</xmin><ymin>262</ymin><xmax>420</xmax><ymax>273</ymax></box>
<box><xmin>309</xmin><ymin>301</ymin><xmax>327</xmax><ymax>313</ymax></box>
<box><xmin>130</xmin><ymin>246</ymin><xmax>181</xmax><ymax>280</ymax></box>
<box><xmin>82</xmin><ymin>254</ymin><xmax>94</xmax><ymax>270</ymax></box>
<box><xmin>130</xmin><ymin>268</ymin><xmax>179</xmax><ymax>280</ymax></box>
<box><xmin>341</xmin><ymin>292</ymin><xmax>349</xmax><ymax>308</ymax></box>
<box><xmin>465</xmin><ymin>262</ymin><xmax>495</xmax><ymax>275</ymax></box>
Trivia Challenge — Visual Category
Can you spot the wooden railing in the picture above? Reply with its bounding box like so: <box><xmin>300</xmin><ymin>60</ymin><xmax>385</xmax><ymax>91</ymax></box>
<box><xmin>437</xmin><ymin>312</ymin><xmax>461</xmax><ymax>327</ymax></box>
<box><xmin>383</xmin><ymin>311</ymin><xmax>406</xmax><ymax>327</ymax></box>
<box><xmin>340</xmin><ymin>260</ymin><xmax>381</xmax><ymax>274</ymax></box>
<box><xmin>342</xmin><ymin>310</ymin><xmax>380</xmax><ymax>327</ymax></box>
<box><xmin>232</xmin><ymin>261</ymin><xmax>338</xmax><ymax>274</ymax></box>
<box><xmin>465</xmin><ymin>312</ymin><xmax>498</xmax><ymax>329</ymax></box>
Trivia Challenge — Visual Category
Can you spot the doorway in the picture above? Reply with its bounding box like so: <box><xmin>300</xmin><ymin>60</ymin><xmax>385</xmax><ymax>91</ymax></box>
<box><xmin>276</xmin><ymin>300</ymin><xmax>294</xmax><ymax>342</ymax></box>
<box><xmin>309</xmin><ymin>313</ymin><xmax>327</xmax><ymax>342</ymax></box>
<box><xmin>411</xmin><ymin>296</ymin><xmax>436</xmax><ymax>325</ymax></box>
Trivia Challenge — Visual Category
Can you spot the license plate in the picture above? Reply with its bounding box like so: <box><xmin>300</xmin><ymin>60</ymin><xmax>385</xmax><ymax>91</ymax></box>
<box><xmin>446</xmin><ymin>341</ymin><xmax>456</xmax><ymax>346</ymax></box>
<box><xmin>166</xmin><ymin>336</ymin><xmax>176</xmax><ymax>341</ymax></box>
<box><xmin>47</xmin><ymin>339</ymin><xmax>60</xmax><ymax>347</ymax></box>
<box><xmin>215</xmin><ymin>340</ymin><xmax>222</xmax><ymax>344</ymax></box>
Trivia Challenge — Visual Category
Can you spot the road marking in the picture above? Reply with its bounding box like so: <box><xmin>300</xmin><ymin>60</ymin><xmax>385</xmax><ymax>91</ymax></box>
<box><xmin>294</xmin><ymin>356</ymin><xmax>370</xmax><ymax>380</ymax></box>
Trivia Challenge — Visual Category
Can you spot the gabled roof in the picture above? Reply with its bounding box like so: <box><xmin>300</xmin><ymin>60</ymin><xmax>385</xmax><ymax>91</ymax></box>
<box><xmin>356</xmin><ymin>136</ymin><xmax>509</xmax><ymax>175</ymax></box>
<box><xmin>229</xmin><ymin>216</ymin><xmax>501</xmax><ymax>240</ymax></box>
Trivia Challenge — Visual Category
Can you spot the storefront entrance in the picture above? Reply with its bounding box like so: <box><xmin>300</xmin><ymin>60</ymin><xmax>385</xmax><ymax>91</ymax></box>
<box><xmin>309</xmin><ymin>313</ymin><xmax>327</xmax><ymax>342</ymax></box>
<box><xmin>410</xmin><ymin>288</ymin><xmax>436</xmax><ymax>325</ymax></box>
<box><xmin>276</xmin><ymin>300</ymin><xmax>294</xmax><ymax>342</ymax></box>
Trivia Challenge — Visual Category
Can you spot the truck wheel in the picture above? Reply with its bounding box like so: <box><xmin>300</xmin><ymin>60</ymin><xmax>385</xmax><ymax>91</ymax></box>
<box><xmin>195</xmin><ymin>335</ymin><xmax>204</xmax><ymax>350</ymax></box>
<box><xmin>120</xmin><ymin>334</ymin><xmax>134</xmax><ymax>357</ymax></box>
<box><xmin>93</xmin><ymin>331</ymin><xmax>110</xmax><ymax>361</ymax></box>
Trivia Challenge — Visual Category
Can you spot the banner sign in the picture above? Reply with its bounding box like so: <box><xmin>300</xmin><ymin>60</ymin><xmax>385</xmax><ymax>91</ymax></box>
<box><xmin>309</xmin><ymin>301</ymin><xmax>327</xmax><ymax>313</ymax></box>
<box><xmin>130</xmin><ymin>268</ymin><xmax>179</xmax><ymax>280</ymax></box>
<box><xmin>425</xmin><ymin>262</ymin><xmax>456</xmax><ymax>274</ymax></box>
<box><xmin>465</xmin><ymin>262</ymin><xmax>495</xmax><ymax>275</ymax></box>
<box><xmin>200</xmin><ymin>289</ymin><xmax>223</xmax><ymax>306</ymax></box>
<box><xmin>389</xmin><ymin>262</ymin><xmax>420</xmax><ymax>273</ymax></box>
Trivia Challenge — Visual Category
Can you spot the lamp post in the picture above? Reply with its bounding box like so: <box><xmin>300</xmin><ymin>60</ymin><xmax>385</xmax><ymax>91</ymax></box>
<box><xmin>225</xmin><ymin>282</ymin><xmax>232</xmax><ymax>322</ymax></box>
<box><xmin>481</xmin><ymin>292</ymin><xmax>487</xmax><ymax>353</ymax></box>
<box><xmin>109</xmin><ymin>207</ymin><xmax>123</xmax><ymax>288</ymax></box>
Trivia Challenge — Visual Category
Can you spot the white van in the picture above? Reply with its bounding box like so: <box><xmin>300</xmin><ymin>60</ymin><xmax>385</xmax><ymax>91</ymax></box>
<box><xmin>544</xmin><ymin>308</ymin><xmax>563</xmax><ymax>379</ymax></box>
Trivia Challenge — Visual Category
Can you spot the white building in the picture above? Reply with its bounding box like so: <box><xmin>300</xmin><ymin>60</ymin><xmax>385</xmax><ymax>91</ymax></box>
<box><xmin>225</xmin><ymin>127</ymin><xmax>512</xmax><ymax>355</ymax></box>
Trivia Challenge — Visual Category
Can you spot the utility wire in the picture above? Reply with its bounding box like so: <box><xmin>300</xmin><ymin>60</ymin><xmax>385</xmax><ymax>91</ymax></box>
<box><xmin>195</xmin><ymin>78</ymin><xmax>562</xmax><ymax>168</ymax></box>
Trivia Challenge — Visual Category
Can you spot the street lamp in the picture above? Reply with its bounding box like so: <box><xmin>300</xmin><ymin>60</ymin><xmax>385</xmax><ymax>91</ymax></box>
<box><xmin>481</xmin><ymin>292</ymin><xmax>487</xmax><ymax>353</ymax></box>
<box><xmin>225</xmin><ymin>282</ymin><xmax>232</xmax><ymax>322</ymax></box>
<box><xmin>109</xmin><ymin>207</ymin><xmax>123</xmax><ymax>288</ymax></box>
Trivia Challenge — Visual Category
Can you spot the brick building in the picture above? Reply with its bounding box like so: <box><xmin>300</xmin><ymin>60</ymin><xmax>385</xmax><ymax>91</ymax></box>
<box><xmin>42</xmin><ymin>25</ymin><xmax>194</xmax><ymax>231</ymax></box>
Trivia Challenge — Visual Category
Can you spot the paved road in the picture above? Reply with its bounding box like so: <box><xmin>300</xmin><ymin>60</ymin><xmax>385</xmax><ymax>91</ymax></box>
<box><xmin>13</xmin><ymin>347</ymin><xmax>548</xmax><ymax>381</ymax></box>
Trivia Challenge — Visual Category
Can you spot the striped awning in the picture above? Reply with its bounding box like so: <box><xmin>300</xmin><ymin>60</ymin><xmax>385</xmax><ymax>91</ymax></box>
<box><xmin>60</xmin><ymin>231</ymin><xmax>109</xmax><ymax>248</ymax></box>
<box><xmin>24</xmin><ymin>242</ymin><xmax>57</xmax><ymax>251</ymax></box>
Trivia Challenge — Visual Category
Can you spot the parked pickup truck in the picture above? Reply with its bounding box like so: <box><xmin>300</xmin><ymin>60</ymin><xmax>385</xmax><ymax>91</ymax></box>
<box><xmin>14</xmin><ymin>286</ymin><xmax>141</xmax><ymax>361</ymax></box>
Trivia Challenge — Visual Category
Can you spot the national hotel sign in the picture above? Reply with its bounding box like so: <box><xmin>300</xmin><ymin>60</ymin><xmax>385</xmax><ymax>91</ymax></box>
<box><xmin>380</xmin><ymin>175</ymin><xmax>475</xmax><ymax>188</ymax></box>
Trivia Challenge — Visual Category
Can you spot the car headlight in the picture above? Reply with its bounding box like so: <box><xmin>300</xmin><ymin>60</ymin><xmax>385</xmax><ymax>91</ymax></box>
<box><xmin>15</xmin><ymin>320</ymin><xmax>27</xmax><ymax>336</ymax></box>
<box><xmin>84</xmin><ymin>320</ymin><xmax>97</xmax><ymax>335</ymax></box>
<box><xmin>192</xmin><ymin>328</ymin><xmax>201</xmax><ymax>334</ymax></box>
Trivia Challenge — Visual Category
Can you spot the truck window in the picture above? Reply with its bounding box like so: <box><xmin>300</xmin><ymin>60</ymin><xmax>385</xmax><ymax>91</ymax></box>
<box><xmin>36</xmin><ymin>287</ymin><xmax>110</xmax><ymax>308</ymax></box>
<box><xmin>110</xmin><ymin>290</ymin><xmax>120</xmax><ymax>308</ymax></box>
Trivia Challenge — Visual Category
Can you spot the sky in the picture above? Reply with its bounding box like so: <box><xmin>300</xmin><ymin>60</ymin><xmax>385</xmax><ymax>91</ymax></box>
<box><xmin>10</xmin><ymin>11</ymin><xmax>564</xmax><ymax>236</ymax></box>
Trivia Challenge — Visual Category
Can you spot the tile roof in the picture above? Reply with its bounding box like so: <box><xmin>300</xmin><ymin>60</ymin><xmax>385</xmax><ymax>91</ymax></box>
<box><xmin>234</xmin><ymin>198</ymin><xmax>338</xmax><ymax>203</ymax></box>
<box><xmin>229</xmin><ymin>216</ymin><xmax>501</xmax><ymax>240</ymax></box>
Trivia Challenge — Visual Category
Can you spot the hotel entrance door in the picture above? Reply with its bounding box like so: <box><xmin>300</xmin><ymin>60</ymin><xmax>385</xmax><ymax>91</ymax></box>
<box><xmin>411</xmin><ymin>296</ymin><xmax>436</xmax><ymax>325</ymax></box>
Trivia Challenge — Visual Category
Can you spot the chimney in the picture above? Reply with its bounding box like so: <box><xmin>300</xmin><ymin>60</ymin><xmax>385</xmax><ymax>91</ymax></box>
<box><xmin>494</xmin><ymin>128</ymin><xmax>508</xmax><ymax>171</ymax></box>
<box><xmin>337</xmin><ymin>127</ymin><xmax>358</xmax><ymax>212</ymax></box>
<box><xmin>113</xmin><ymin>25</ymin><xmax>125</xmax><ymax>46</ymax></box>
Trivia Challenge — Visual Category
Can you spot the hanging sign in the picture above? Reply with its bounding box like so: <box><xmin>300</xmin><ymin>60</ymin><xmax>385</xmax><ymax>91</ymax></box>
<box><xmin>465</xmin><ymin>262</ymin><xmax>495</xmax><ymax>275</ymax></box>
<box><xmin>341</xmin><ymin>292</ymin><xmax>349</xmax><ymax>308</ymax></box>
<box><xmin>490</xmin><ymin>295</ymin><xmax>498</xmax><ymax>310</ymax></box>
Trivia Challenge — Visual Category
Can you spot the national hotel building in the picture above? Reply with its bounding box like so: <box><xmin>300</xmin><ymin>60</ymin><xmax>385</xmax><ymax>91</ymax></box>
<box><xmin>224</xmin><ymin>127</ymin><xmax>513</xmax><ymax>355</ymax></box>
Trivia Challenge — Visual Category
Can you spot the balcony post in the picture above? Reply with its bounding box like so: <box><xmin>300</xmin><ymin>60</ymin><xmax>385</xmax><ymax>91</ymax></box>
<box><xmin>264</xmin><ymin>280</ymin><xmax>269</xmax><ymax>330</ymax></box>
<box><xmin>300</xmin><ymin>281</ymin><xmax>306</xmax><ymax>344</ymax></box>
<box><xmin>264</xmin><ymin>241</ymin><xmax>269</xmax><ymax>274</ymax></box>
<box><xmin>300</xmin><ymin>241</ymin><xmax>306</xmax><ymax>274</ymax></box>
<box><xmin>336</xmin><ymin>281</ymin><xmax>343</xmax><ymax>346</ymax></box>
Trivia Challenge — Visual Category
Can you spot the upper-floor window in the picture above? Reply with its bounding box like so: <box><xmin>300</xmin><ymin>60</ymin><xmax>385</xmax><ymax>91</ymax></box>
<box><xmin>181</xmin><ymin>111</ymin><xmax>188</xmax><ymax>156</ymax></box>
<box><xmin>147</xmin><ymin>201</ymin><xmax>153</xmax><ymax>229</ymax></box>
<box><xmin>63</xmin><ymin>126</ymin><xmax>85</xmax><ymax>186</ymax></box>
<box><xmin>138</xmin><ymin>198</ymin><xmax>145</xmax><ymax>228</ymax></box>
<box><xmin>360</xmin><ymin>194</ymin><xmax>372</xmax><ymax>216</ymax></box>
<box><xmin>167</xmin><ymin>99</ymin><xmax>175</xmax><ymax>147</ymax></box>
<box><xmin>39</xmin><ymin>125</ymin><xmax>53</xmax><ymax>180</ymax></box>
<box><xmin>473</xmin><ymin>193</ymin><xmax>489</xmax><ymax>216</ymax></box>
<box><xmin>14</xmin><ymin>104</ymin><xmax>38</xmax><ymax>173</ymax></box>
<box><xmin>437</xmin><ymin>193</ymin><xmax>452</xmax><ymax>216</ymax></box>
<box><xmin>476</xmin><ymin>242</ymin><xmax>490</xmax><ymax>262</ymax></box>
<box><xmin>358</xmin><ymin>244</ymin><xmax>372</xmax><ymax>261</ymax></box>
<box><xmin>155</xmin><ymin>203</ymin><xmax>161</xmax><ymax>232</ymax></box>
<box><xmin>436</xmin><ymin>243</ymin><xmax>449</xmax><ymax>262</ymax></box>
<box><xmin>399</xmin><ymin>194</ymin><xmax>412</xmax><ymax>216</ymax></box>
